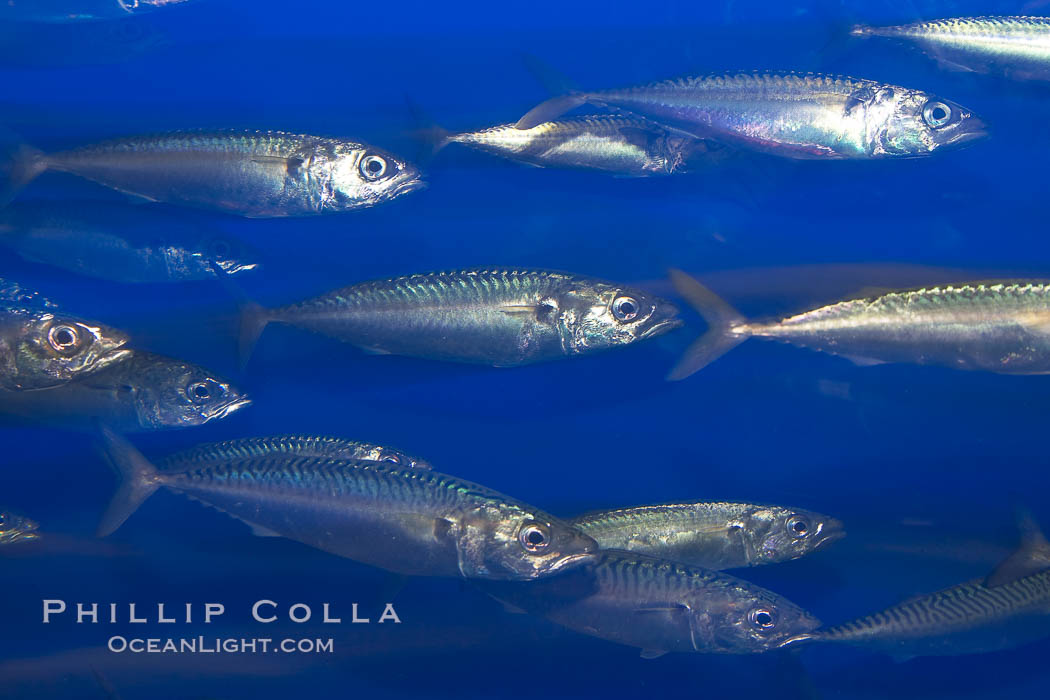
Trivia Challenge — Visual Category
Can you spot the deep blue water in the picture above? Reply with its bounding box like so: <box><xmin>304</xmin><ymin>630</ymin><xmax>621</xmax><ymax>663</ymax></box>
<box><xmin>2</xmin><ymin>0</ymin><xmax>1050</xmax><ymax>698</ymax></box>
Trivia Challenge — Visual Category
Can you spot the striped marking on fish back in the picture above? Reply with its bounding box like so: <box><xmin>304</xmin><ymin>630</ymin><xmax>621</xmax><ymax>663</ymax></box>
<box><xmin>820</xmin><ymin>571</ymin><xmax>1050</xmax><ymax>641</ymax></box>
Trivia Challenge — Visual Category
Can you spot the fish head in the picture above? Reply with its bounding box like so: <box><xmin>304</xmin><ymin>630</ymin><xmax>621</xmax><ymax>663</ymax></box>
<box><xmin>125</xmin><ymin>356</ymin><xmax>251</xmax><ymax>429</ymax></box>
<box><xmin>459</xmin><ymin>508</ymin><xmax>599</xmax><ymax>580</ymax></box>
<box><xmin>327</xmin><ymin>145</ymin><xmax>425</xmax><ymax>210</ymax></box>
<box><xmin>13</xmin><ymin>312</ymin><xmax>131</xmax><ymax>390</ymax></box>
<box><xmin>869</xmin><ymin>88</ymin><xmax>987</xmax><ymax>156</ymax></box>
<box><xmin>558</xmin><ymin>281</ymin><xmax>683</xmax><ymax>354</ymax></box>
<box><xmin>746</xmin><ymin>507</ymin><xmax>846</xmax><ymax>564</ymax></box>
<box><xmin>0</xmin><ymin>510</ymin><xmax>39</xmax><ymax>544</ymax></box>
<box><xmin>694</xmin><ymin>585</ymin><xmax>821</xmax><ymax>653</ymax></box>
<box><xmin>188</xmin><ymin>233</ymin><xmax>261</xmax><ymax>277</ymax></box>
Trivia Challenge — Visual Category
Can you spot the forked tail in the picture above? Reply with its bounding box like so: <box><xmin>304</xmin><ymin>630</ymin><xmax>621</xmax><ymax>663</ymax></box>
<box><xmin>96</xmin><ymin>425</ymin><xmax>161</xmax><ymax>537</ymax></box>
<box><xmin>238</xmin><ymin>300</ymin><xmax>271</xmax><ymax>369</ymax></box>
<box><xmin>666</xmin><ymin>269</ymin><xmax>749</xmax><ymax>380</ymax></box>
<box><xmin>0</xmin><ymin>144</ymin><xmax>46</xmax><ymax>206</ymax></box>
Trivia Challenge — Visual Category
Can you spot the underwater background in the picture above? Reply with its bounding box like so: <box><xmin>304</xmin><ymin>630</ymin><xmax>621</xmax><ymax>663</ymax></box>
<box><xmin>2</xmin><ymin>0</ymin><xmax>1049</xmax><ymax>697</ymax></box>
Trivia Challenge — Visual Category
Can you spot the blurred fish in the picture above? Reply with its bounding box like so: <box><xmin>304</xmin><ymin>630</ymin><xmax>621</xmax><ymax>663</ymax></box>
<box><xmin>240</xmin><ymin>268</ymin><xmax>682</xmax><ymax>367</ymax></box>
<box><xmin>0</xmin><ymin>509</ymin><xmax>39</xmax><ymax>544</ymax></box>
<box><xmin>0</xmin><ymin>350</ymin><xmax>248</xmax><ymax>432</ymax></box>
<box><xmin>516</xmin><ymin>72</ymin><xmax>986</xmax><ymax>159</ymax></box>
<box><xmin>782</xmin><ymin>514</ymin><xmax>1050</xmax><ymax>658</ymax></box>
<box><xmin>427</xmin><ymin>116</ymin><xmax>718</xmax><ymax>176</ymax></box>
<box><xmin>853</xmin><ymin>16</ymin><xmax>1050</xmax><ymax>82</ymax></box>
<box><xmin>0</xmin><ymin>279</ymin><xmax>130</xmax><ymax>391</ymax></box>
<box><xmin>157</xmin><ymin>435</ymin><xmax>432</xmax><ymax>470</ymax></box>
<box><xmin>572</xmin><ymin>502</ymin><xmax>844</xmax><ymax>570</ymax></box>
<box><xmin>97</xmin><ymin>429</ymin><xmax>598</xmax><ymax>580</ymax></box>
<box><xmin>0</xmin><ymin>0</ymin><xmax>191</xmax><ymax>23</ymax></box>
<box><xmin>3</xmin><ymin>131</ymin><xmax>423</xmax><ymax>218</ymax></box>
<box><xmin>669</xmin><ymin>270</ymin><xmax>1050</xmax><ymax>379</ymax></box>
<box><xmin>478</xmin><ymin>550</ymin><xmax>820</xmax><ymax>656</ymax></box>
<box><xmin>0</xmin><ymin>201</ymin><xmax>258</xmax><ymax>283</ymax></box>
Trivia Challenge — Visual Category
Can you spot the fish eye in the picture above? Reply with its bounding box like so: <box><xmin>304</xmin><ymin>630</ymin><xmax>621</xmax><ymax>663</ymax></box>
<box><xmin>518</xmin><ymin>522</ymin><xmax>552</xmax><ymax>553</ymax></box>
<box><xmin>612</xmin><ymin>296</ymin><xmax>641</xmax><ymax>322</ymax></box>
<box><xmin>922</xmin><ymin>101</ymin><xmax>952</xmax><ymax>129</ymax></box>
<box><xmin>748</xmin><ymin>607</ymin><xmax>777</xmax><ymax>630</ymax></box>
<box><xmin>118</xmin><ymin>0</ymin><xmax>140</xmax><ymax>10</ymax></box>
<box><xmin>360</xmin><ymin>155</ymin><xmax>388</xmax><ymax>180</ymax></box>
<box><xmin>786</xmin><ymin>516</ymin><xmax>810</xmax><ymax>538</ymax></box>
<box><xmin>187</xmin><ymin>380</ymin><xmax>225</xmax><ymax>403</ymax></box>
<box><xmin>48</xmin><ymin>324</ymin><xmax>81</xmax><ymax>353</ymax></box>
<box><xmin>210</xmin><ymin>239</ymin><xmax>232</xmax><ymax>259</ymax></box>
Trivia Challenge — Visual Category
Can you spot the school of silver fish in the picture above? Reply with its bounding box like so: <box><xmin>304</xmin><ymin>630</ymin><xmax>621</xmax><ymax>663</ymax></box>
<box><xmin>2</xmin><ymin>6</ymin><xmax>1050</xmax><ymax>672</ymax></box>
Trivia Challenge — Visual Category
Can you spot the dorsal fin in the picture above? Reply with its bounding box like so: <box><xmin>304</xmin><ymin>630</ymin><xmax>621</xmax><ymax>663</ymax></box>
<box><xmin>984</xmin><ymin>509</ymin><xmax>1050</xmax><ymax>587</ymax></box>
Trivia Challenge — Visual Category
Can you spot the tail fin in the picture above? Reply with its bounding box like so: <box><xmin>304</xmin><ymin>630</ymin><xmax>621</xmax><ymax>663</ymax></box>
<box><xmin>0</xmin><ymin>144</ymin><xmax>46</xmax><ymax>206</ymax></box>
<box><xmin>96</xmin><ymin>426</ymin><xmax>160</xmax><ymax>537</ymax></box>
<box><xmin>514</xmin><ymin>94</ymin><xmax>589</xmax><ymax>130</ymax></box>
<box><xmin>666</xmin><ymin>269</ymin><xmax>748</xmax><ymax>381</ymax></box>
<box><xmin>984</xmin><ymin>508</ymin><xmax>1050</xmax><ymax>587</ymax></box>
<box><xmin>404</xmin><ymin>98</ymin><xmax>454</xmax><ymax>162</ymax></box>
<box><xmin>520</xmin><ymin>54</ymin><xmax>581</xmax><ymax>96</ymax></box>
<box><xmin>238</xmin><ymin>299</ymin><xmax>271</xmax><ymax>369</ymax></box>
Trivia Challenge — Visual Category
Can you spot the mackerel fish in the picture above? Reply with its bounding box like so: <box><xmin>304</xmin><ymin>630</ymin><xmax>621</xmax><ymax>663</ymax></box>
<box><xmin>97</xmin><ymin>429</ymin><xmax>598</xmax><ymax>580</ymax></box>
<box><xmin>0</xmin><ymin>279</ymin><xmax>130</xmax><ymax>391</ymax></box>
<box><xmin>782</xmin><ymin>514</ymin><xmax>1050</xmax><ymax>657</ymax></box>
<box><xmin>854</xmin><ymin>16</ymin><xmax>1050</xmax><ymax>82</ymax></box>
<box><xmin>669</xmin><ymin>270</ymin><xmax>1050</xmax><ymax>379</ymax></box>
<box><xmin>241</xmin><ymin>268</ymin><xmax>682</xmax><ymax>367</ymax></box>
<box><xmin>478</xmin><ymin>550</ymin><xmax>820</xmax><ymax>656</ymax></box>
<box><xmin>572</xmin><ymin>502</ymin><xmax>844</xmax><ymax>570</ymax></box>
<box><xmin>516</xmin><ymin>72</ymin><xmax>986</xmax><ymax>159</ymax></box>
<box><xmin>437</xmin><ymin>116</ymin><xmax>716</xmax><ymax>176</ymax></box>
<box><xmin>5</xmin><ymin>131</ymin><xmax>423</xmax><ymax>218</ymax></box>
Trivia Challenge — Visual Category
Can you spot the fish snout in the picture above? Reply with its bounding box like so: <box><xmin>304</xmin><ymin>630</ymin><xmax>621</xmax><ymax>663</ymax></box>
<box><xmin>639</xmin><ymin>301</ymin><xmax>684</xmax><ymax>339</ymax></box>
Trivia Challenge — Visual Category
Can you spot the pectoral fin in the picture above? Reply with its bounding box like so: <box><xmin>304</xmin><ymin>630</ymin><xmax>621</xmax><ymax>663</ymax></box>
<box><xmin>639</xmin><ymin>649</ymin><xmax>668</xmax><ymax>659</ymax></box>
<box><xmin>499</xmin><ymin>303</ymin><xmax>556</xmax><ymax>323</ymax></box>
<box><xmin>249</xmin><ymin>523</ymin><xmax>282</xmax><ymax>537</ymax></box>
<box><xmin>251</xmin><ymin>155</ymin><xmax>305</xmax><ymax>177</ymax></box>
<box><xmin>985</xmin><ymin>509</ymin><xmax>1050</xmax><ymax>587</ymax></box>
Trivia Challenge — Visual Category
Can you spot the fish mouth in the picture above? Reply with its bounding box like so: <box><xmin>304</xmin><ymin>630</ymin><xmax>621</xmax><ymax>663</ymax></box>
<box><xmin>639</xmin><ymin>317</ymin><xmax>685</xmax><ymax>340</ymax></box>
<box><xmin>812</xmin><ymin>520</ymin><xmax>847</xmax><ymax>551</ymax></box>
<box><xmin>203</xmin><ymin>396</ymin><xmax>252</xmax><ymax>422</ymax></box>
<box><xmin>777</xmin><ymin>633</ymin><xmax>818</xmax><ymax>649</ymax></box>
<box><xmin>548</xmin><ymin>551</ymin><xmax>600</xmax><ymax>573</ymax></box>
<box><xmin>95</xmin><ymin>347</ymin><xmax>134</xmax><ymax>370</ymax></box>
<box><xmin>392</xmin><ymin>177</ymin><xmax>426</xmax><ymax>198</ymax></box>
<box><xmin>944</xmin><ymin>123</ymin><xmax>988</xmax><ymax>147</ymax></box>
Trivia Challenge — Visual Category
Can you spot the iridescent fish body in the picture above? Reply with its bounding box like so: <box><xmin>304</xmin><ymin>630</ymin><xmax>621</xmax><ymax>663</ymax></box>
<box><xmin>477</xmin><ymin>550</ymin><xmax>821</xmax><ymax>656</ymax></box>
<box><xmin>0</xmin><ymin>350</ymin><xmax>249</xmax><ymax>432</ymax></box>
<box><xmin>158</xmin><ymin>435</ymin><xmax>432</xmax><ymax>471</ymax></box>
<box><xmin>0</xmin><ymin>202</ymin><xmax>258</xmax><ymax>283</ymax></box>
<box><xmin>572</xmin><ymin>502</ymin><xmax>844</xmax><ymax>570</ymax></box>
<box><xmin>854</xmin><ymin>16</ymin><xmax>1050</xmax><ymax>81</ymax></box>
<box><xmin>516</xmin><ymin>72</ymin><xmax>986</xmax><ymax>159</ymax></box>
<box><xmin>669</xmin><ymin>271</ymin><xmax>1050</xmax><ymax>379</ymax></box>
<box><xmin>0</xmin><ymin>510</ymin><xmax>39</xmax><ymax>545</ymax></box>
<box><xmin>444</xmin><ymin>116</ymin><xmax>712</xmax><ymax>176</ymax></box>
<box><xmin>98</xmin><ymin>430</ymin><xmax>598</xmax><ymax>581</ymax></box>
<box><xmin>7</xmin><ymin>131</ymin><xmax>423</xmax><ymax>218</ymax></box>
<box><xmin>243</xmin><ymin>268</ymin><xmax>682</xmax><ymax>367</ymax></box>
<box><xmin>0</xmin><ymin>279</ymin><xmax>130</xmax><ymax>391</ymax></box>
